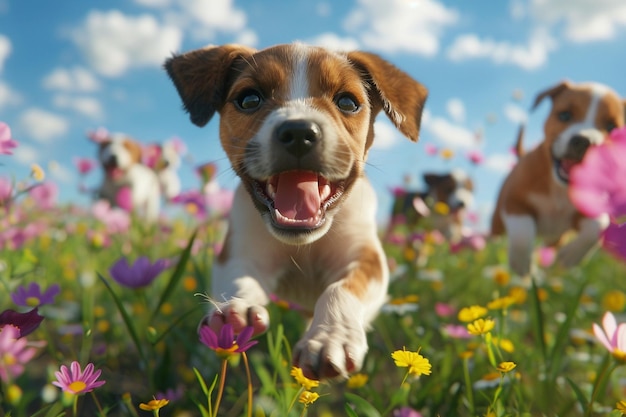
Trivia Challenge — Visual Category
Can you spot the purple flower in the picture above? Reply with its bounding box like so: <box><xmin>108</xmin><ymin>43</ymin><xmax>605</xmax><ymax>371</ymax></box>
<box><xmin>11</xmin><ymin>283</ymin><xmax>60</xmax><ymax>307</ymax></box>
<box><xmin>0</xmin><ymin>122</ymin><xmax>18</xmax><ymax>155</ymax></box>
<box><xmin>52</xmin><ymin>361</ymin><xmax>106</xmax><ymax>394</ymax></box>
<box><xmin>603</xmin><ymin>222</ymin><xmax>626</xmax><ymax>262</ymax></box>
<box><xmin>199</xmin><ymin>324</ymin><xmax>257</xmax><ymax>358</ymax></box>
<box><xmin>109</xmin><ymin>256</ymin><xmax>169</xmax><ymax>288</ymax></box>
<box><xmin>0</xmin><ymin>308</ymin><xmax>44</xmax><ymax>337</ymax></box>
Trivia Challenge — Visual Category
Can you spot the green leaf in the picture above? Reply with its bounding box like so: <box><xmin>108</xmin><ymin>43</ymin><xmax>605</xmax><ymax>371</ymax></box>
<box><xmin>529</xmin><ymin>275</ymin><xmax>548</xmax><ymax>362</ymax></box>
<box><xmin>97</xmin><ymin>272</ymin><xmax>147</xmax><ymax>363</ymax></box>
<box><xmin>566</xmin><ymin>376</ymin><xmax>588</xmax><ymax>415</ymax></box>
<box><xmin>344</xmin><ymin>393</ymin><xmax>383</xmax><ymax>417</ymax></box>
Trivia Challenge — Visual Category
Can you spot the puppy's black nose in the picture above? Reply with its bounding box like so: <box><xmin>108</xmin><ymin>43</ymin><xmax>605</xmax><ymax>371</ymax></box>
<box><xmin>275</xmin><ymin>120</ymin><xmax>321</xmax><ymax>157</ymax></box>
<box><xmin>569</xmin><ymin>134</ymin><xmax>591</xmax><ymax>157</ymax></box>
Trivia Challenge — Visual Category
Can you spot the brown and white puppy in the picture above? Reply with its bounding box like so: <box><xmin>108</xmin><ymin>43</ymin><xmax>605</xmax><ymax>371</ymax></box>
<box><xmin>165</xmin><ymin>43</ymin><xmax>427</xmax><ymax>379</ymax></box>
<box><xmin>97</xmin><ymin>134</ymin><xmax>161</xmax><ymax>221</ymax></box>
<box><xmin>387</xmin><ymin>169</ymin><xmax>474</xmax><ymax>242</ymax></box>
<box><xmin>491</xmin><ymin>81</ymin><xmax>625</xmax><ymax>276</ymax></box>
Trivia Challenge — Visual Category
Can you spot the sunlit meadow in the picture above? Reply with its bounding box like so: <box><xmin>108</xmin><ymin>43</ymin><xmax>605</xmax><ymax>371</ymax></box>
<box><xmin>2</xmin><ymin>120</ymin><xmax>626</xmax><ymax>417</ymax></box>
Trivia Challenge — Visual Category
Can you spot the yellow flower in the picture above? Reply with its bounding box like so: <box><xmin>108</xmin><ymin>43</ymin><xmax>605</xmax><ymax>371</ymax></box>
<box><xmin>347</xmin><ymin>373</ymin><xmax>369</xmax><ymax>389</ymax></box>
<box><xmin>30</xmin><ymin>163</ymin><xmax>45</xmax><ymax>181</ymax></box>
<box><xmin>616</xmin><ymin>400</ymin><xmax>626</xmax><ymax>415</ymax></box>
<box><xmin>391</xmin><ymin>347</ymin><xmax>432</xmax><ymax>376</ymax></box>
<box><xmin>433</xmin><ymin>201</ymin><xmax>450</xmax><ymax>215</ymax></box>
<box><xmin>298</xmin><ymin>390</ymin><xmax>320</xmax><ymax>406</ymax></box>
<box><xmin>487</xmin><ymin>296</ymin><xmax>516</xmax><ymax>310</ymax></box>
<box><xmin>458</xmin><ymin>305</ymin><xmax>488</xmax><ymax>322</ymax></box>
<box><xmin>496</xmin><ymin>361</ymin><xmax>516</xmax><ymax>373</ymax></box>
<box><xmin>467</xmin><ymin>318</ymin><xmax>495</xmax><ymax>336</ymax></box>
<box><xmin>440</xmin><ymin>148</ymin><xmax>454</xmax><ymax>160</ymax></box>
<box><xmin>291</xmin><ymin>367</ymin><xmax>319</xmax><ymax>391</ymax></box>
<box><xmin>493</xmin><ymin>337</ymin><xmax>515</xmax><ymax>353</ymax></box>
<box><xmin>508</xmin><ymin>286</ymin><xmax>528</xmax><ymax>304</ymax></box>
<box><xmin>139</xmin><ymin>398</ymin><xmax>169</xmax><ymax>411</ymax></box>
<box><xmin>389</xmin><ymin>295</ymin><xmax>419</xmax><ymax>305</ymax></box>
<box><xmin>603</xmin><ymin>290</ymin><xmax>626</xmax><ymax>312</ymax></box>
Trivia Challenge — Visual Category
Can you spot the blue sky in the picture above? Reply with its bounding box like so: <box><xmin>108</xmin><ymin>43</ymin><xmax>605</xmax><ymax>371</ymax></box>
<box><xmin>1</xmin><ymin>0</ymin><xmax>625</xmax><ymax>229</ymax></box>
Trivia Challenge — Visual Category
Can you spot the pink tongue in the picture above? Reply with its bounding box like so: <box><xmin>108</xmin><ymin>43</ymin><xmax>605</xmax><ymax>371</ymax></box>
<box><xmin>560</xmin><ymin>159</ymin><xmax>577</xmax><ymax>175</ymax></box>
<box><xmin>274</xmin><ymin>171</ymin><xmax>320</xmax><ymax>221</ymax></box>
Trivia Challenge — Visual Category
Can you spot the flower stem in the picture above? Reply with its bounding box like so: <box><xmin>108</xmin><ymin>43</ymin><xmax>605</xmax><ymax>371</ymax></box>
<box><xmin>585</xmin><ymin>355</ymin><xmax>617</xmax><ymax>417</ymax></box>
<box><xmin>212</xmin><ymin>359</ymin><xmax>228</xmax><ymax>417</ymax></box>
<box><xmin>463</xmin><ymin>357</ymin><xmax>475</xmax><ymax>416</ymax></box>
<box><xmin>90</xmin><ymin>391</ymin><xmax>105</xmax><ymax>416</ymax></box>
<box><xmin>242</xmin><ymin>352</ymin><xmax>253</xmax><ymax>417</ymax></box>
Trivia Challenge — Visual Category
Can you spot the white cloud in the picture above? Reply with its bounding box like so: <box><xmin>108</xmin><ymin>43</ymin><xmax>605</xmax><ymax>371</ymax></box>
<box><xmin>13</xmin><ymin>143</ymin><xmax>40</xmax><ymax>165</ymax></box>
<box><xmin>47</xmin><ymin>161</ymin><xmax>74</xmax><ymax>184</ymax></box>
<box><xmin>0</xmin><ymin>34</ymin><xmax>11</xmax><ymax>73</ymax></box>
<box><xmin>134</xmin><ymin>0</ymin><xmax>172</xmax><ymax>7</ymax></box>
<box><xmin>0</xmin><ymin>81</ymin><xmax>21</xmax><ymax>109</ymax></box>
<box><xmin>503</xmin><ymin>103</ymin><xmax>528</xmax><ymax>125</ymax></box>
<box><xmin>71</xmin><ymin>10</ymin><xmax>183</xmax><ymax>77</ymax></box>
<box><xmin>423</xmin><ymin>115</ymin><xmax>476</xmax><ymax>149</ymax></box>
<box><xmin>43</xmin><ymin>67</ymin><xmax>100</xmax><ymax>92</ymax></box>
<box><xmin>343</xmin><ymin>0</ymin><xmax>458</xmax><ymax>56</ymax></box>
<box><xmin>446</xmin><ymin>98</ymin><xmax>465</xmax><ymax>123</ymax></box>
<box><xmin>446</xmin><ymin>29</ymin><xmax>557</xmax><ymax>70</ymax></box>
<box><xmin>53</xmin><ymin>95</ymin><xmax>104</xmax><ymax>120</ymax></box>
<box><xmin>372</xmin><ymin>119</ymin><xmax>402</xmax><ymax>149</ymax></box>
<box><xmin>530</xmin><ymin>0</ymin><xmax>626</xmax><ymax>42</ymax></box>
<box><xmin>484</xmin><ymin>153</ymin><xmax>516</xmax><ymax>173</ymax></box>
<box><xmin>308</xmin><ymin>33</ymin><xmax>360</xmax><ymax>51</ymax></box>
<box><xmin>19</xmin><ymin>108</ymin><xmax>69</xmax><ymax>143</ymax></box>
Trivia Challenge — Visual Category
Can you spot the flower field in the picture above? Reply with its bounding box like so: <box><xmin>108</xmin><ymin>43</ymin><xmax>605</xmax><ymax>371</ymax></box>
<box><xmin>2</xmin><ymin>122</ymin><xmax>626</xmax><ymax>417</ymax></box>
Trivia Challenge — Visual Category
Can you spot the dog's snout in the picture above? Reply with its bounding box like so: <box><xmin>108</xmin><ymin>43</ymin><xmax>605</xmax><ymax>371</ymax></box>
<box><xmin>276</xmin><ymin>120</ymin><xmax>321</xmax><ymax>157</ymax></box>
<box><xmin>569</xmin><ymin>134</ymin><xmax>591</xmax><ymax>157</ymax></box>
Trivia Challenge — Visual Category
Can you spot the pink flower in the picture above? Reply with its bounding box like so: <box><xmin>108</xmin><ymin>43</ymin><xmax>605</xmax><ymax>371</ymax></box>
<box><xmin>29</xmin><ymin>181</ymin><xmax>58</xmax><ymax>210</ymax></box>
<box><xmin>0</xmin><ymin>177</ymin><xmax>12</xmax><ymax>205</ymax></box>
<box><xmin>424</xmin><ymin>143</ymin><xmax>438</xmax><ymax>156</ymax></box>
<box><xmin>73</xmin><ymin>157</ymin><xmax>97</xmax><ymax>175</ymax></box>
<box><xmin>87</xmin><ymin>127</ymin><xmax>109</xmax><ymax>143</ymax></box>
<box><xmin>435</xmin><ymin>302</ymin><xmax>456</xmax><ymax>317</ymax></box>
<box><xmin>537</xmin><ymin>246</ymin><xmax>556</xmax><ymax>268</ymax></box>
<box><xmin>92</xmin><ymin>200</ymin><xmax>131</xmax><ymax>233</ymax></box>
<box><xmin>0</xmin><ymin>122</ymin><xmax>18</xmax><ymax>155</ymax></box>
<box><xmin>466</xmin><ymin>149</ymin><xmax>484</xmax><ymax>165</ymax></box>
<box><xmin>603</xmin><ymin>223</ymin><xmax>626</xmax><ymax>262</ymax></box>
<box><xmin>0</xmin><ymin>325</ymin><xmax>38</xmax><ymax>382</ymax></box>
<box><xmin>593</xmin><ymin>312</ymin><xmax>626</xmax><ymax>361</ymax></box>
<box><xmin>442</xmin><ymin>324</ymin><xmax>472</xmax><ymax>339</ymax></box>
<box><xmin>570</xmin><ymin>127</ymin><xmax>626</xmax><ymax>223</ymax></box>
<box><xmin>52</xmin><ymin>361</ymin><xmax>106</xmax><ymax>394</ymax></box>
<box><xmin>115</xmin><ymin>186</ymin><xmax>133</xmax><ymax>212</ymax></box>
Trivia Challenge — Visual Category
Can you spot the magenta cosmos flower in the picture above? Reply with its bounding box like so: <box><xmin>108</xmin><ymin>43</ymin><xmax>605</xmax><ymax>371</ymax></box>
<box><xmin>52</xmin><ymin>361</ymin><xmax>106</xmax><ymax>394</ymax></box>
<box><xmin>570</xmin><ymin>127</ymin><xmax>626</xmax><ymax>224</ymax></box>
<box><xmin>603</xmin><ymin>223</ymin><xmax>626</xmax><ymax>262</ymax></box>
<box><xmin>199</xmin><ymin>324</ymin><xmax>257</xmax><ymax>358</ymax></box>
<box><xmin>0</xmin><ymin>122</ymin><xmax>18</xmax><ymax>155</ymax></box>
<box><xmin>0</xmin><ymin>308</ymin><xmax>44</xmax><ymax>337</ymax></box>
<box><xmin>593</xmin><ymin>311</ymin><xmax>626</xmax><ymax>361</ymax></box>
<box><xmin>109</xmin><ymin>256</ymin><xmax>169</xmax><ymax>288</ymax></box>
<box><xmin>11</xmin><ymin>282</ymin><xmax>60</xmax><ymax>307</ymax></box>
<box><xmin>73</xmin><ymin>157</ymin><xmax>97</xmax><ymax>175</ymax></box>
<box><xmin>0</xmin><ymin>325</ymin><xmax>38</xmax><ymax>382</ymax></box>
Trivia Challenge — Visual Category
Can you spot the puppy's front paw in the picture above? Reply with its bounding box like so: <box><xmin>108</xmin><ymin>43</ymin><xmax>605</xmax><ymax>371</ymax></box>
<box><xmin>201</xmin><ymin>298</ymin><xmax>269</xmax><ymax>337</ymax></box>
<box><xmin>293</xmin><ymin>320</ymin><xmax>367</xmax><ymax>380</ymax></box>
<box><xmin>556</xmin><ymin>242</ymin><xmax>588</xmax><ymax>269</ymax></box>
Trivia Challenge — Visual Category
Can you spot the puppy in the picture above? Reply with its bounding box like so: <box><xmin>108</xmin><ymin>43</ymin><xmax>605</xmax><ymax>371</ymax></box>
<box><xmin>491</xmin><ymin>81</ymin><xmax>625</xmax><ymax>276</ymax></box>
<box><xmin>144</xmin><ymin>140</ymin><xmax>183</xmax><ymax>200</ymax></box>
<box><xmin>387</xmin><ymin>169</ymin><xmax>474</xmax><ymax>242</ymax></box>
<box><xmin>165</xmin><ymin>43</ymin><xmax>428</xmax><ymax>379</ymax></box>
<box><xmin>96</xmin><ymin>134</ymin><xmax>161</xmax><ymax>222</ymax></box>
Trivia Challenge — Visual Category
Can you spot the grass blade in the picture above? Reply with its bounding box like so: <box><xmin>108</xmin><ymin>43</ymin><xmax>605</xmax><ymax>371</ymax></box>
<box><xmin>529</xmin><ymin>275</ymin><xmax>547</xmax><ymax>362</ymax></box>
<box><xmin>566</xmin><ymin>376</ymin><xmax>588</xmax><ymax>415</ymax></box>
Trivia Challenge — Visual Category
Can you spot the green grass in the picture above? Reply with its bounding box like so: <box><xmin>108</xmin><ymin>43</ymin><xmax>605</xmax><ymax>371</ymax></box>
<box><xmin>1</xmin><ymin>200</ymin><xmax>626</xmax><ymax>417</ymax></box>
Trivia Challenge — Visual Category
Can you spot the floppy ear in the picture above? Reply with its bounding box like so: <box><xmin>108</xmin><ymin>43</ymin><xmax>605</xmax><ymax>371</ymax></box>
<box><xmin>164</xmin><ymin>44</ymin><xmax>256</xmax><ymax>127</ymax></box>
<box><xmin>423</xmin><ymin>173</ymin><xmax>445</xmax><ymax>187</ymax></box>
<box><xmin>347</xmin><ymin>51</ymin><xmax>428</xmax><ymax>141</ymax></box>
<box><xmin>531</xmin><ymin>80</ymin><xmax>571</xmax><ymax>111</ymax></box>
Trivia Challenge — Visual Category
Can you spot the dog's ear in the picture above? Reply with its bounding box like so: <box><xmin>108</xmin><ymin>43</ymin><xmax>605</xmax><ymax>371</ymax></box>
<box><xmin>423</xmin><ymin>173</ymin><xmax>445</xmax><ymax>187</ymax></box>
<box><xmin>347</xmin><ymin>51</ymin><xmax>428</xmax><ymax>142</ymax></box>
<box><xmin>123</xmin><ymin>139</ymin><xmax>143</xmax><ymax>164</ymax></box>
<box><xmin>164</xmin><ymin>44</ymin><xmax>256</xmax><ymax>127</ymax></box>
<box><xmin>531</xmin><ymin>80</ymin><xmax>571</xmax><ymax>111</ymax></box>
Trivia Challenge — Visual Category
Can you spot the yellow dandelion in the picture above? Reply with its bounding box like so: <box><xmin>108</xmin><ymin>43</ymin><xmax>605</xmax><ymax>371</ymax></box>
<box><xmin>459</xmin><ymin>350</ymin><xmax>474</xmax><ymax>360</ymax></box>
<box><xmin>467</xmin><ymin>318</ymin><xmax>495</xmax><ymax>336</ymax></box>
<box><xmin>458</xmin><ymin>305</ymin><xmax>488</xmax><ymax>322</ymax></box>
<box><xmin>603</xmin><ymin>290</ymin><xmax>626</xmax><ymax>312</ymax></box>
<box><xmin>298</xmin><ymin>390</ymin><xmax>320</xmax><ymax>406</ymax></box>
<box><xmin>508</xmin><ymin>286</ymin><xmax>527</xmax><ymax>304</ymax></box>
<box><xmin>616</xmin><ymin>400</ymin><xmax>626</xmax><ymax>415</ymax></box>
<box><xmin>290</xmin><ymin>366</ymin><xmax>319</xmax><ymax>391</ymax></box>
<box><xmin>487</xmin><ymin>296</ymin><xmax>516</xmax><ymax>311</ymax></box>
<box><xmin>139</xmin><ymin>398</ymin><xmax>169</xmax><ymax>411</ymax></box>
<box><xmin>346</xmin><ymin>373</ymin><xmax>369</xmax><ymax>389</ymax></box>
<box><xmin>494</xmin><ymin>337</ymin><xmax>515</xmax><ymax>353</ymax></box>
<box><xmin>391</xmin><ymin>347</ymin><xmax>432</xmax><ymax>377</ymax></box>
<box><xmin>493</xmin><ymin>268</ymin><xmax>510</xmax><ymax>286</ymax></box>
<box><xmin>440</xmin><ymin>148</ymin><xmax>454</xmax><ymax>160</ymax></box>
<box><xmin>496</xmin><ymin>361</ymin><xmax>516</xmax><ymax>373</ymax></box>
<box><xmin>30</xmin><ymin>163</ymin><xmax>45</xmax><ymax>181</ymax></box>
<box><xmin>433</xmin><ymin>201</ymin><xmax>450</xmax><ymax>215</ymax></box>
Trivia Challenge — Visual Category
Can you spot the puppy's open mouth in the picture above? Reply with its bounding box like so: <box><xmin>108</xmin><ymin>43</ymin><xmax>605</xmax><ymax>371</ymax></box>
<box><xmin>251</xmin><ymin>170</ymin><xmax>345</xmax><ymax>230</ymax></box>
<box><xmin>105</xmin><ymin>165</ymin><xmax>125</xmax><ymax>181</ymax></box>
<box><xmin>552</xmin><ymin>156</ymin><xmax>581</xmax><ymax>183</ymax></box>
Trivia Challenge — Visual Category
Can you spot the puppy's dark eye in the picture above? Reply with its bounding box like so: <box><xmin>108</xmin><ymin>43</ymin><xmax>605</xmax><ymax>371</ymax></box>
<box><xmin>557</xmin><ymin>110</ymin><xmax>572</xmax><ymax>122</ymax></box>
<box><xmin>335</xmin><ymin>94</ymin><xmax>360</xmax><ymax>113</ymax></box>
<box><xmin>235</xmin><ymin>90</ymin><xmax>263</xmax><ymax>111</ymax></box>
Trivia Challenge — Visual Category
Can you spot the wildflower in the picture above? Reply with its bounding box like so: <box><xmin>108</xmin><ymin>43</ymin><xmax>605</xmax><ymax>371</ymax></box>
<box><xmin>139</xmin><ymin>398</ymin><xmax>169</xmax><ymax>411</ymax></box>
<box><xmin>298</xmin><ymin>390</ymin><xmax>319</xmax><ymax>406</ymax></box>
<box><xmin>109</xmin><ymin>256</ymin><xmax>169</xmax><ymax>288</ymax></box>
<box><xmin>199</xmin><ymin>324</ymin><xmax>257</xmax><ymax>359</ymax></box>
<box><xmin>603</xmin><ymin>222</ymin><xmax>626</xmax><ymax>262</ymax></box>
<box><xmin>508</xmin><ymin>286</ymin><xmax>528</xmax><ymax>304</ymax></box>
<box><xmin>424</xmin><ymin>143</ymin><xmax>438</xmax><ymax>156</ymax></box>
<box><xmin>11</xmin><ymin>282</ymin><xmax>60</xmax><ymax>307</ymax></box>
<box><xmin>458</xmin><ymin>305</ymin><xmax>488</xmax><ymax>322</ymax></box>
<box><xmin>435</xmin><ymin>302</ymin><xmax>456</xmax><ymax>317</ymax></box>
<box><xmin>0</xmin><ymin>177</ymin><xmax>12</xmax><ymax>205</ymax></box>
<box><xmin>391</xmin><ymin>347</ymin><xmax>432</xmax><ymax>377</ymax></box>
<box><xmin>493</xmin><ymin>337</ymin><xmax>515</xmax><ymax>353</ymax></box>
<box><xmin>496</xmin><ymin>361</ymin><xmax>516</xmax><ymax>373</ymax></box>
<box><xmin>0</xmin><ymin>308</ymin><xmax>44</xmax><ymax>337</ymax></box>
<box><xmin>291</xmin><ymin>366</ymin><xmax>320</xmax><ymax>391</ymax></box>
<box><xmin>30</xmin><ymin>164</ymin><xmax>45</xmax><ymax>181</ymax></box>
<box><xmin>570</xmin><ymin>127</ymin><xmax>626</xmax><ymax>224</ymax></box>
<box><xmin>603</xmin><ymin>290</ymin><xmax>626</xmax><ymax>312</ymax></box>
<box><xmin>537</xmin><ymin>246</ymin><xmax>556</xmax><ymax>268</ymax></box>
<box><xmin>442</xmin><ymin>324</ymin><xmax>471</xmax><ymax>339</ymax></box>
<box><xmin>616</xmin><ymin>400</ymin><xmax>626</xmax><ymax>415</ymax></box>
<box><xmin>440</xmin><ymin>148</ymin><xmax>454</xmax><ymax>160</ymax></box>
<box><xmin>433</xmin><ymin>201</ymin><xmax>450</xmax><ymax>216</ymax></box>
<box><xmin>73</xmin><ymin>157</ymin><xmax>97</xmax><ymax>175</ymax></box>
<box><xmin>393</xmin><ymin>407</ymin><xmax>423</xmax><ymax>417</ymax></box>
<box><xmin>593</xmin><ymin>312</ymin><xmax>626</xmax><ymax>362</ymax></box>
<box><xmin>467</xmin><ymin>149</ymin><xmax>484</xmax><ymax>165</ymax></box>
<box><xmin>92</xmin><ymin>200</ymin><xmax>131</xmax><ymax>234</ymax></box>
<box><xmin>487</xmin><ymin>296</ymin><xmax>516</xmax><ymax>311</ymax></box>
<box><xmin>346</xmin><ymin>373</ymin><xmax>369</xmax><ymax>389</ymax></box>
<box><xmin>467</xmin><ymin>318</ymin><xmax>495</xmax><ymax>336</ymax></box>
<box><xmin>0</xmin><ymin>122</ymin><xmax>18</xmax><ymax>155</ymax></box>
<box><xmin>52</xmin><ymin>361</ymin><xmax>106</xmax><ymax>394</ymax></box>
<box><xmin>383</xmin><ymin>295</ymin><xmax>419</xmax><ymax>314</ymax></box>
<box><xmin>0</xmin><ymin>325</ymin><xmax>38</xmax><ymax>382</ymax></box>
<box><xmin>473</xmin><ymin>372</ymin><xmax>502</xmax><ymax>390</ymax></box>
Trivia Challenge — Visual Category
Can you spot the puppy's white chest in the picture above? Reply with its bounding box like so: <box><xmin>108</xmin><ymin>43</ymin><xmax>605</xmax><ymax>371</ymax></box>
<box><xmin>528</xmin><ymin>192</ymin><xmax>576</xmax><ymax>239</ymax></box>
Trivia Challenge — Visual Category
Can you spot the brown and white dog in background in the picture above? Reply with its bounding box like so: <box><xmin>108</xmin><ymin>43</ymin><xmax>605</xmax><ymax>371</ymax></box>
<box><xmin>96</xmin><ymin>134</ymin><xmax>161</xmax><ymax>221</ymax></box>
<box><xmin>491</xmin><ymin>81</ymin><xmax>625</xmax><ymax>276</ymax></box>
<box><xmin>165</xmin><ymin>43</ymin><xmax>428</xmax><ymax>379</ymax></box>
<box><xmin>387</xmin><ymin>169</ymin><xmax>474</xmax><ymax>243</ymax></box>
